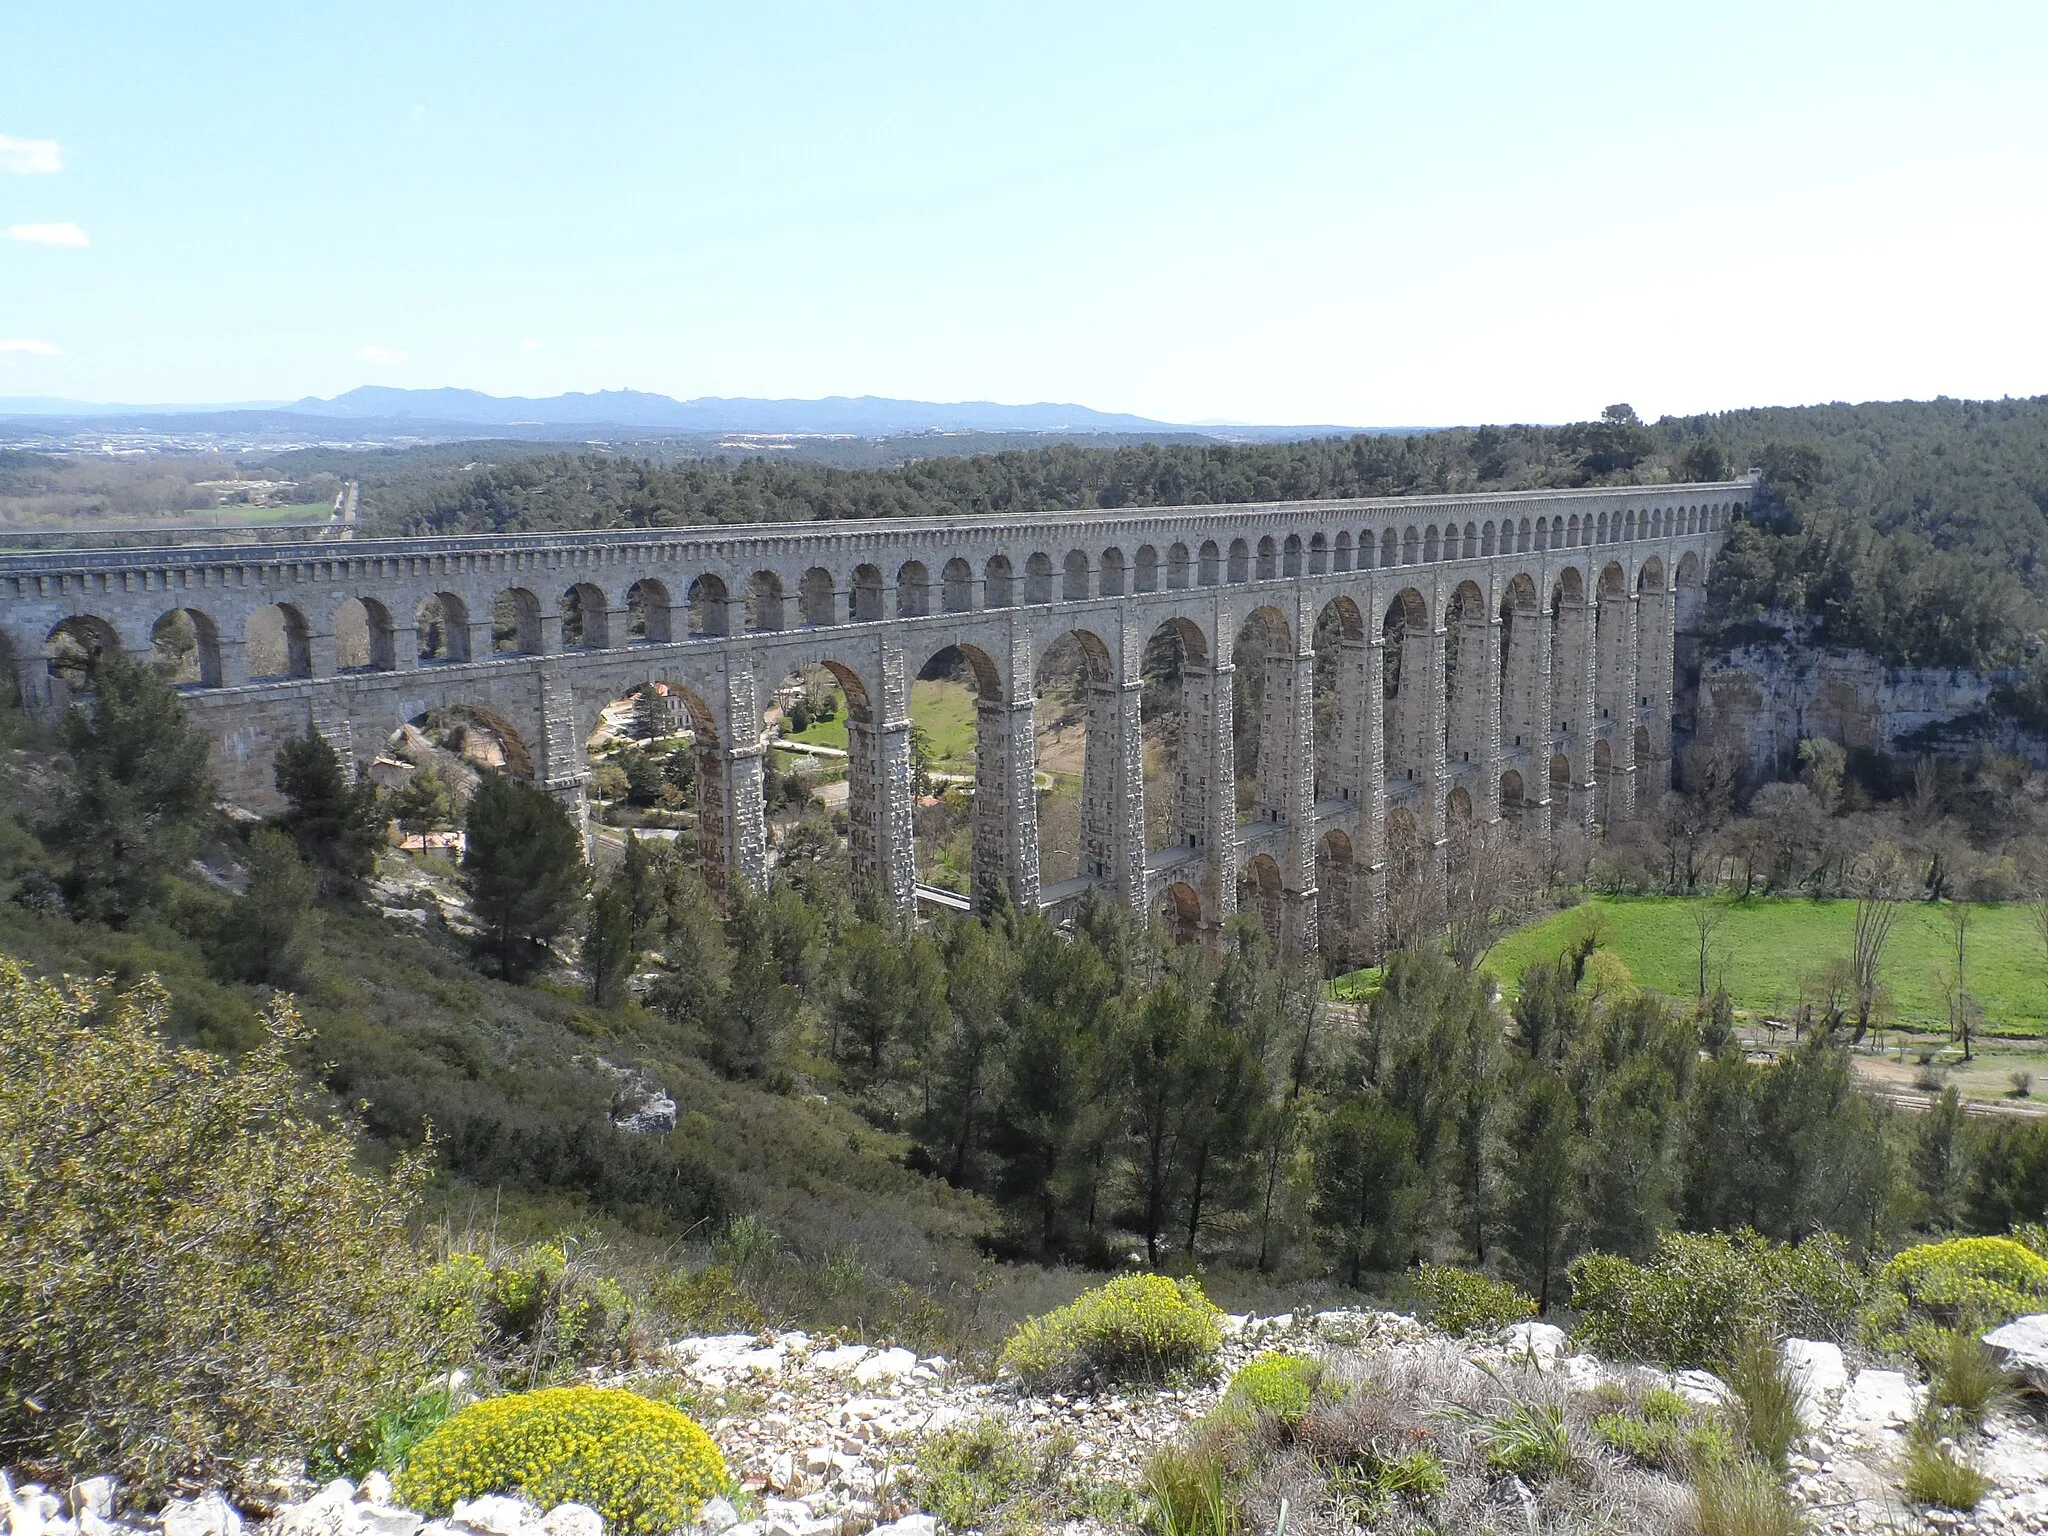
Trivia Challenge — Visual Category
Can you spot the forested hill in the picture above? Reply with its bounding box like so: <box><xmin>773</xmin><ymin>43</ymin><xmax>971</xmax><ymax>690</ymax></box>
<box><xmin>353</xmin><ymin>396</ymin><xmax>2048</xmax><ymax>674</ymax></box>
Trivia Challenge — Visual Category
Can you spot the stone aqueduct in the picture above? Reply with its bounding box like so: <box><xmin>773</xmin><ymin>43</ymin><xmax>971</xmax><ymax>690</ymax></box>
<box><xmin>3</xmin><ymin>478</ymin><xmax>1746</xmax><ymax>958</ymax></box>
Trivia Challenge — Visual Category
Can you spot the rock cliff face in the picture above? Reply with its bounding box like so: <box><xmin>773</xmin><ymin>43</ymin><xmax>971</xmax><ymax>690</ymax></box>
<box><xmin>1685</xmin><ymin>619</ymin><xmax>2043</xmax><ymax>778</ymax></box>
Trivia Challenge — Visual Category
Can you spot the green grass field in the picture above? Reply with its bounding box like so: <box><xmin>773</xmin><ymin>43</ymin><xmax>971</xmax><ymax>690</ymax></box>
<box><xmin>784</xmin><ymin>703</ymin><xmax>849</xmax><ymax>751</ymax></box>
<box><xmin>1478</xmin><ymin>897</ymin><xmax>2048</xmax><ymax>1037</ymax></box>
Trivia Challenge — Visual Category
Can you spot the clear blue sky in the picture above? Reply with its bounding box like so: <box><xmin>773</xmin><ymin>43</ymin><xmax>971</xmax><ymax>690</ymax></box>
<box><xmin>4</xmin><ymin>0</ymin><xmax>2045</xmax><ymax>424</ymax></box>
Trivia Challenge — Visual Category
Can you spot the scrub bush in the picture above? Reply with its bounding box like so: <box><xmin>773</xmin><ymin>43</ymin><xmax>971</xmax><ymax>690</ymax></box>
<box><xmin>1411</xmin><ymin>1265</ymin><xmax>1537</xmax><ymax>1337</ymax></box>
<box><xmin>1220</xmin><ymin>1355</ymin><xmax>1321</xmax><ymax>1427</ymax></box>
<box><xmin>0</xmin><ymin>961</ymin><xmax>433</xmax><ymax>1493</ymax></box>
<box><xmin>999</xmin><ymin>1275</ymin><xmax>1223</xmax><ymax>1390</ymax></box>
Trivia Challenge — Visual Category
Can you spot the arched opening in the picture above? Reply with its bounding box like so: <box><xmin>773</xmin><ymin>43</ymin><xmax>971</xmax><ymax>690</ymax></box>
<box><xmin>625</xmin><ymin>579</ymin><xmax>671</xmax><ymax>644</ymax></box>
<box><xmin>150</xmin><ymin>608</ymin><xmax>221</xmax><ymax>688</ymax></box>
<box><xmin>1481</xmin><ymin>521</ymin><xmax>1497</xmax><ymax>557</ymax></box>
<box><xmin>1333</xmin><ymin>531</ymin><xmax>1352</xmax><ymax>572</ymax></box>
<box><xmin>1381</xmin><ymin>587</ymin><xmax>1432</xmax><ymax>787</ymax></box>
<box><xmin>1099</xmin><ymin>547</ymin><xmax>1126</xmax><ymax>597</ymax></box>
<box><xmin>335</xmin><ymin>596</ymin><xmax>397</xmax><ymax>671</ymax></box>
<box><xmin>909</xmin><ymin>642</ymin><xmax>1006</xmax><ymax>904</ymax></box>
<box><xmin>1549</xmin><ymin>568</ymin><xmax>1589</xmax><ymax>810</ymax></box>
<box><xmin>559</xmin><ymin>583</ymin><xmax>609</xmax><ymax>650</ymax></box>
<box><xmin>1443</xmin><ymin>580</ymin><xmax>1489</xmax><ymax>770</ymax></box>
<box><xmin>490</xmin><ymin>587</ymin><xmax>543</xmax><ymax>652</ymax></box>
<box><xmin>1316</xmin><ymin>829</ymin><xmax>1357</xmax><ymax>971</ymax></box>
<box><xmin>585</xmin><ymin>681</ymin><xmax>731</xmax><ymax>889</ymax></box>
<box><xmin>1382</xmin><ymin>528</ymin><xmax>1398</xmax><ymax>568</ymax></box>
<box><xmin>1231</xmin><ymin>605</ymin><xmax>1294</xmax><ymax>830</ymax></box>
<box><xmin>1256</xmin><ymin>536</ymin><xmax>1277</xmax><ymax>580</ymax></box>
<box><xmin>1025</xmin><ymin>552</ymin><xmax>1056</xmax><ymax>605</ymax></box>
<box><xmin>1032</xmin><ymin>628</ymin><xmax>1116</xmax><ymax>886</ymax></box>
<box><xmin>985</xmin><ymin>554</ymin><xmax>1016</xmax><ymax>608</ymax></box>
<box><xmin>747</xmin><ymin>571</ymin><xmax>786</xmax><ymax>631</ymax></box>
<box><xmin>1061</xmin><ymin>550</ymin><xmax>1090</xmax><ymax>601</ymax></box>
<box><xmin>1463</xmin><ymin>521</ymin><xmax>1478</xmax><ymax>559</ymax></box>
<box><xmin>942</xmin><ymin>558</ymin><xmax>974</xmax><ymax>614</ymax></box>
<box><xmin>1140</xmin><ymin>616</ymin><xmax>1210</xmax><ymax>859</ymax></box>
<box><xmin>241</xmin><ymin>604</ymin><xmax>310</xmax><ymax>681</ymax></box>
<box><xmin>417</xmin><ymin>591</ymin><xmax>472</xmax><ymax>663</ymax></box>
<box><xmin>686</xmin><ymin>576</ymin><xmax>729</xmax><ymax>638</ymax></box>
<box><xmin>798</xmin><ymin>567</ymin><xmax>836</xmax><ymax>626</ymax></box>
<box><xmin>391</xmin><ymin>703</ymin><xmax>537</xmax><ymax>802</ymax></box>
<box><xmin>45</xmin><ymin>615</ymin><xmax>122</xmax><ymax>695</ymax></box>
<box><xmin>1158</xmin><ymin>881</ymin><xmax>1202</xmax><ymax>948</ymax></box>
<box><xmin>1227</xmin><ymin>539</ymin><xmax>1250</xmax><ymax>584</ymax></box>
<box><xmin>1500</xmin><ymin>768</ymin><xmax>1525</xmax><ymax>823</ymax></box>
<box><xmin>1307</xmin><ymin>533</ymin><xmax>1326</xmax><ymax>575</ymax></box>
<box><xmin>757</xmin><ymin>657</ymin><xmax>874</xmax><ymax>870</ymax></box>
<box><xmin>1134</xmin><ymin>545</ymin><xmax>1160</xmax><ymax>593</ymax></box>
<box><xmin>1239</xmin><ymin>853</ymin><xmax>1284</xmax><ymax>950</ymax></box>
<box><xmin>1446</xmin><ymin>785</ymin><xmax>1473</xmax><ymax>824</ymax></box>
<box><xmin>896</xmin><ymin>560</ymin><xmax>931</xmax><ymax>618</ymax></box>
<box><xmin>1593</xmin><ymin>736</ymin><xmax>1614</xmax><ymax>825</ymax></box>
<box><xmin>1423</xmin><ymin>527</ymin><xmax>1440</xmax><ymax>563</ymax></box>
<box><xmin>851</xmin><ymin>564</ymin><xmax>884</xmax><ymax>622</ymax></box>
<box><xmin>1402</xmin><ymin>526</ymin><xmax>1419</xmax><ymax>565</ymax></box>
<box><xmin>1168</xmin><ymin>541</ymin><xmax>1191</xmax><ymax>590</ymax></box>
<box><xmin>1198</xmin><ymin>540</ymin><xmax>1220</xmax><ymax>586</ymax></box>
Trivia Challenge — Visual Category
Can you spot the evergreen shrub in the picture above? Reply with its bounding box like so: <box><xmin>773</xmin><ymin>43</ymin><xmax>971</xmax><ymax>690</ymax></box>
<box><xmin>394</xmin><ymin>1386</ymin><xmax>728</xmax><ymax>1536</ymax></box>
<box><xmin>1869</xmin><ymin>1236</ymin><xmax>2048</xmax><ymax>1342</ymax></box>
<box><xmin>998</xmin><ymin>1275</ymin><xmax>1223</xmax><ymax>1390</ymax></box>
<box><xmin>1410</xmin><ymin>1265</ymin><xmax>1537</xmax><ymax>1337</ymax></box>
<box><xmin>1567</xmin><ymin>1231</ymin><xmax>1864</xmax><ymax>1368</ymax></box>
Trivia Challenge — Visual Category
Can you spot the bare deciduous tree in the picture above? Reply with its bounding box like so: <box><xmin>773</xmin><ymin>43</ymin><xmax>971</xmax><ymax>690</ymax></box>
<box><xmin>1848</xmin><ymin>843</ymin><xmax>1910</xmax><ymax>1044</ymax></box>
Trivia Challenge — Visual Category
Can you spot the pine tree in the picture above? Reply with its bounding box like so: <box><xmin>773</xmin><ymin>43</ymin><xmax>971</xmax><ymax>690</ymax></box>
<box><xmin>49</xmin><ymin>653</ymin><xmax>213</xmax><ymax>924</ymax></box>
<box><xmin>274</xmin><ymin>728</ymin><xmax>382</xmax><ymax>890</ymax></box>
<box><xmin>460</xmin><ymin>774</ymin><xmax>588</xmax><ymax>979</ymax></box>
<box><xmin>1499</xmin><ymin>1071</ymin><xmax>1582</xmax><ymax>1312</ymax></box>
<box><xmin>584</xmin><ymin>878</ymin><xmax>636</xmax><ymax>1006</ymax></box>
<box><xmin>1310</xmin><ymin>1095</ymin><xmax>1423</xmax><ymax>1286</ymax></box>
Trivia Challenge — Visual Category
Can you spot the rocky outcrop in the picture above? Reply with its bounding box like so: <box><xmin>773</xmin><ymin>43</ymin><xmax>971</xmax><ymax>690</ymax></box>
<box><xmin>1985</xmin><ymin>1314</ymin><xmax>2048</xmax><ymax>1393</ymax></box>
<box><xmin>1693</xmin><ymin>626</ymin><xmax>2040</xmax><ymax>777</ymax></box>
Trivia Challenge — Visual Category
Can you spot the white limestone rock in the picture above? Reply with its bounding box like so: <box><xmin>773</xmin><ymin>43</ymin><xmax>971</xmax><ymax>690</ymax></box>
<box><xmin>691</xmin><ymin>1498</ymin><xmax>740</xmax><ymax>1535</ymax></box>
<box><xmin>1500</xmin><ymin>1321</ymin><xmax>1568</xmax><ymax>1366</ymax></box>
<box><xmin>68</xmin><ymin>1483</ymin><xmax>115</xmax><ymax>1523</ymax></box>
<box><xmin>1782</xmin><ymin>1338</ymin><xmax>1848</xmax><ymax>1421</ymax></box>
<box><xmin>537</xmin><ymin>1505</ymin><xmax>602</xmax><ymax>1536</ymax></box>
<box><xmin>809</xmin><ymin>1345</ymin><xmax>870</xmax><ymax>1375</ymax></box>
<box><xmin>867</xmin><ymin>1519</ymin><xmax>937</xmax><ymax>1536</ymax></box>
<box><xmin>160</xmin><ymin>1494</ymin><xmax>242</xmax><ymax>1536</ymax></box>
<box><xmin>1983</xmin><ymin>1314</ymin><xmax>2048</xmax><ymax>1392</ymax></box>
<box><xmin>851</xmin><ymin>1347</ymin><xmax>918</xmax><ymax>1386</ymax></box>
<box><xmin>1672</xmin><ymin>1369</ymin><xmax>1734</xmax><ymax>1407</ymax></box>
<box><xmin>449</xmin><ymin>1497</ymin><xmax>538</xmax><ymax>1536</ymax></box>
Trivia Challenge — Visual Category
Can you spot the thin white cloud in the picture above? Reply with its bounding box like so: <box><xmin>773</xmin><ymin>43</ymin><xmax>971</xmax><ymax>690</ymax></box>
<box><xmin>357</xmin><ymin>344</ymin><xmax>408</xmax><ymax>364</ymax></box>
<box><xmin>0</xmin><ymin>338</ymin><xmax>61</xmax><ymax>356</ymax></box>
<box><xmin>8</xmin><ymin>222</ymin><xmax>88</xmax><ymax>246</ymax></box>
<box><xmin>0</xmin><ymin>136</ymin><xmax>62</xmax><ymax>174</ymax></box>
<box><xmin>520</xmin><ymin>339</ymin><xmax>541</xmax><ymax>351</ymax></box>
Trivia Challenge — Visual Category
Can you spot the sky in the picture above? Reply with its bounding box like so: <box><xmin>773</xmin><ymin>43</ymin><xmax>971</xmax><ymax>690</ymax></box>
<box><xmin>3</xmin><ymin>0</ymin><xmax>2046</xmax><ymax>426</ymax></box>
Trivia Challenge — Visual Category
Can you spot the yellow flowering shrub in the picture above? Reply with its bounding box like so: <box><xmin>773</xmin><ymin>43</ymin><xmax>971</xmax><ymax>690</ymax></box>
<box><xmin>1864</xmin><ymin>1236</ymin><xmax>2048</xmax><ymax>1356</ymax></box>
<box><xmin>394</xmin><ymin>1386</ymin><xmax>728</xmax><ymax>1536</ymax></box>
<box><xmin>998</xmin><ymin>1275</ymin><xmax>1223</xmax><ymax>1390</ymax></box>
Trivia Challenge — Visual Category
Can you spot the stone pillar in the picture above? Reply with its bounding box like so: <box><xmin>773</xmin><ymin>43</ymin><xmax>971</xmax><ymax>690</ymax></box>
<box><xmin>217</xmin><ymin>635</ymin><xmax>250</xmax><ymax>689</ymax></box>
<box><xmin>1267</xmin><ymin>643</ymin><xmax>1318</xmax><ymax>962</ymax></box>
<box><xmin>1082</xmin><ymin>640</ymin><xmax>1147</xmax><ymax>912</ymax></box>
<box><xmin>1502</xmin><ymin>593</ymin><xmax>1554</xmax><ymax>844</ymax></box>
<box><xmin>465</xmin><ymin>617</ymin><xmax>497</xmax><ymax>662</ymax></box>
<box><xmin>1361</xmin><ymin>628</ymin><xmax>1389</xmax><ymax>960</ymax></box>
<box><xmin>1596</xmin><ymin>583</ymin><xmax>1639</xmax><ymax>823</ymax></box>
<box><xmin>868</xmin><ymin>641</ymin><xmax>917</xmax><ymax>923</ymax></box>
<box><xmin>696</xmin><ymin>666</ymin><xmax>768</xmax><ymax>898</ymax></box>
<box><xmin>1638</xmin><ymin>575</ymin><xmax>1676</xmax><ymax>797</ymax></box>
<box><xmin>1551</xmin><ymin>584</ymin><xmax>1597</xmax><ymax>833</ymax></box>
<box><xmin>972</xmin><ymin>694</ymin><xmax>1039</xmax><ymax>913</ymax></box>
<box><xmin>1419</xmin><ymin>622</ymin><xmax>1449</xmax><ymax>896</ymax></box>
<box><xmin>1175</xmin><ymin>657</ymin><xmax>1237</xmax><ymax>946</ymax></box>
<box><xmin>536</xmin><ymin>663</ymin><xmax>591</xmax><ymax>849</ymax></box>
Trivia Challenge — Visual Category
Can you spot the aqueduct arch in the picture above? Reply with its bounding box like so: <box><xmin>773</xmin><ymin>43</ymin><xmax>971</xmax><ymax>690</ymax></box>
<box><xmin>3</xmin><ymin>478</ymin><xmax>1745</xmax><ymax>961</ymax></box>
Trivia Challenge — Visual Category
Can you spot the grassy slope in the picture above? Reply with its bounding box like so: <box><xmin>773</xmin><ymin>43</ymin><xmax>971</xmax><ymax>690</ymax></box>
<box><xmin>1480</xmin><ymin>896</ymin><xmax>2048</xmax><ymax>1037</ymax></box>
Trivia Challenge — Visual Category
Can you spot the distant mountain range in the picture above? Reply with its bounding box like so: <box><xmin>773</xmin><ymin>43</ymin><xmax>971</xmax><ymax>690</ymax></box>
<box><xmin>0</xmin><ymin>386</ymin><xmax>1365</xmax><ymax>442</ymax></box>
